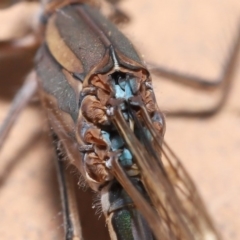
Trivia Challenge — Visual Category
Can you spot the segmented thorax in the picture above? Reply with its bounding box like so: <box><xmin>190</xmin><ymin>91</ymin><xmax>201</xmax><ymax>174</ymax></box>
<box><xmin>34</xmin><ymin>3</ymin><xmax>221</xmax><ymax>240</ymax></box>
<box><xmin>77</xmin><ymin>46</ymin><xmax>163</xmax><ymax>191</ymax></box>
<box><xmin>36</xmin><ymin>2</ymin><xmax>164</xmax><ymax>191</ymax></box>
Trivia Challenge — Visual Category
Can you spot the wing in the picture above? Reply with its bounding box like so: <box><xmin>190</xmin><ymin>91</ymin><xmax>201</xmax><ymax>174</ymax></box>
<box><xmin>160</xmin><ymin>140</ymin><xmax>221</xmax><ymax>240</ymax></box>
<box><xmin>108</xmin><ymin>104</ymin><xmax>221</xmax><ymax>240</ymax></box>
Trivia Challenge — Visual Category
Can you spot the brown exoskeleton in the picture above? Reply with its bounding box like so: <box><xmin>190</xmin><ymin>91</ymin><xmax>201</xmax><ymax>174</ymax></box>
<box><xmin>1</xmin><ymin>0</ymin><xmax>240</xmax><ymax>239</ymax></box>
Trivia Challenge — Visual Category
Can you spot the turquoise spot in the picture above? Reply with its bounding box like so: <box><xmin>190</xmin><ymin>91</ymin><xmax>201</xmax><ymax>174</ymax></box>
<box><xmin>101</xmin><ymin>131</ymin><xmax>111</xmax><ymax>145</ymax></box>
<box><xmin>115</xmin><ymin>85</ymin><xmax>125</xmax><ymax>98</ymax></box>
<box><xmin>125</xmin><ymin>82</ymin><xmax>133</xmax><ymax>99</ymax></box>
<box><xmin>111</xmin><ymin>135</ymin><xmax>124</xmax><ymax>150</ymax></box>
<box><xmin>119</xmin><ymin>148</ymin><xmax>133</xmax><ymax>167</ymax></box>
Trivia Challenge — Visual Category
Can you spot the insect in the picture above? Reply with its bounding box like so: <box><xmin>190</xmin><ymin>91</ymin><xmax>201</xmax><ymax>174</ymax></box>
<box><xmin>0</xmin><ymin>0</ymin><xmax>239</xmax><ymax>239</ymax></box>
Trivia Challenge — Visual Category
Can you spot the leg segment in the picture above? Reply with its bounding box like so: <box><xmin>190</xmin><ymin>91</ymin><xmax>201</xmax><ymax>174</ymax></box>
<box><xmin>53</xmin><ymin>133</ymin><xmax>84</xmax><ymax>240</ymax></box>
<box><xmin>148</xmin><ymin>24</ymin><xmax>240</xmax><ymax>117</ymax></box>
<box><xmin>0</xmin><ymin>71</ymin><xmax>37</xmax><ymax>150</ymax></box>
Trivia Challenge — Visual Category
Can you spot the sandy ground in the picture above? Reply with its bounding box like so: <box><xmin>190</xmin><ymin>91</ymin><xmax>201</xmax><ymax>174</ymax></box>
<box><xmin>0</xmin><ymin>0</ymin><xmax>240</xmax><ymax>239</ymax></box>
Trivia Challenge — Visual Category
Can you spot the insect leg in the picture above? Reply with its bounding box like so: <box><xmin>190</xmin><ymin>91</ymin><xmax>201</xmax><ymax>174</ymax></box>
<box><xmin>0</xmin><ymin>71</ymin><xmax>37</xmax><ymax>149</ymax></box>
<box><xmin>148</xmin><ymin>24</ymin><xmax>240</xmax><ymax>117</ymax></box>
<box><xmin>0</xmin><ymin>0</ymin><xmax>26</xmax><ymax>9</ymax></box>
<box><xmin>0</xmin><ymin>37</ymin><xmax>40</xmax><ymax>61</ymax></box>
<box><xmin>53</xmin><ymin>133</ymin><xmax>83</xmax><ymax>240</ymax></box>
<box><xmin>0</xmin><ymin>1</ymin><xmax>41</xmax><ymax>45</ymax></box>
<box><xmin>104</xmin><ymin>0</ymin><xmax>130</xmax><ymax>24</ymax></box>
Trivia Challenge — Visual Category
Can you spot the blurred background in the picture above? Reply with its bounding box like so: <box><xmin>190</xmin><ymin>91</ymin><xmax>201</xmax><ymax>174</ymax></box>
<box><xmin>0</xmin><ymin>0</ymin><xmax>240</xmax><ymax>239</ymax></box>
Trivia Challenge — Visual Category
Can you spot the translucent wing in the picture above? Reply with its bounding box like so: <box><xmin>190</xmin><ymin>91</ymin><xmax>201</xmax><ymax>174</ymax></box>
<box><xmin>109</xmin><ymin>104</ymin><xmax>221</xmax><ymax>240</ymax></box>
<box><xmin>160</xmin><ymin>141</ymin><xmax>221</xmax><ymax>240</ymax></box>
<box><xmin>141</xmin><ymin>103</ymin><xmax>222</xmax><ymax>240</ymax></box>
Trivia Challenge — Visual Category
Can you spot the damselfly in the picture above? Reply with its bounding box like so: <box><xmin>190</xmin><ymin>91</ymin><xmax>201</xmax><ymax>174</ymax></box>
<box><xmin>0</xmin><ymin>0</ymin><xmax>239</xmax><ymax>239</ymax></box>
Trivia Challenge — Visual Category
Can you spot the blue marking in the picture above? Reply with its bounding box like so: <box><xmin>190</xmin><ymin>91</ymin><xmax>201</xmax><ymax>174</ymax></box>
<box><xmin>114</xmin><ymin>85</ymin><xmax>125</xmax><ymax>99</ymax></box>
<box><xmin>125</xmin><ymin>82</ymin><xmax>133</xmax><ymax>99</ymax></box>
<box><xmin>118</xmin><ymin>78</ymin><xmax>126</xmax><ymax>90</ymax></box>
<box><xmin>129</xmin><ymin>77</ymin><xmax>138</xmax><ymax>94</ymax></box>
<box><xmin>101</xmin><ymin>131</ymin><xmax>111</xmax><ymax>146</ymax></box>
<box><xmin>111</xmin><ymin>135</ymin><xmax>124</xmax><ymax>150</ymax></box>
<box><xmin>119</xmin><ymin>148</ymin><xmax>133</xmax><ymax>167</ymax></box>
